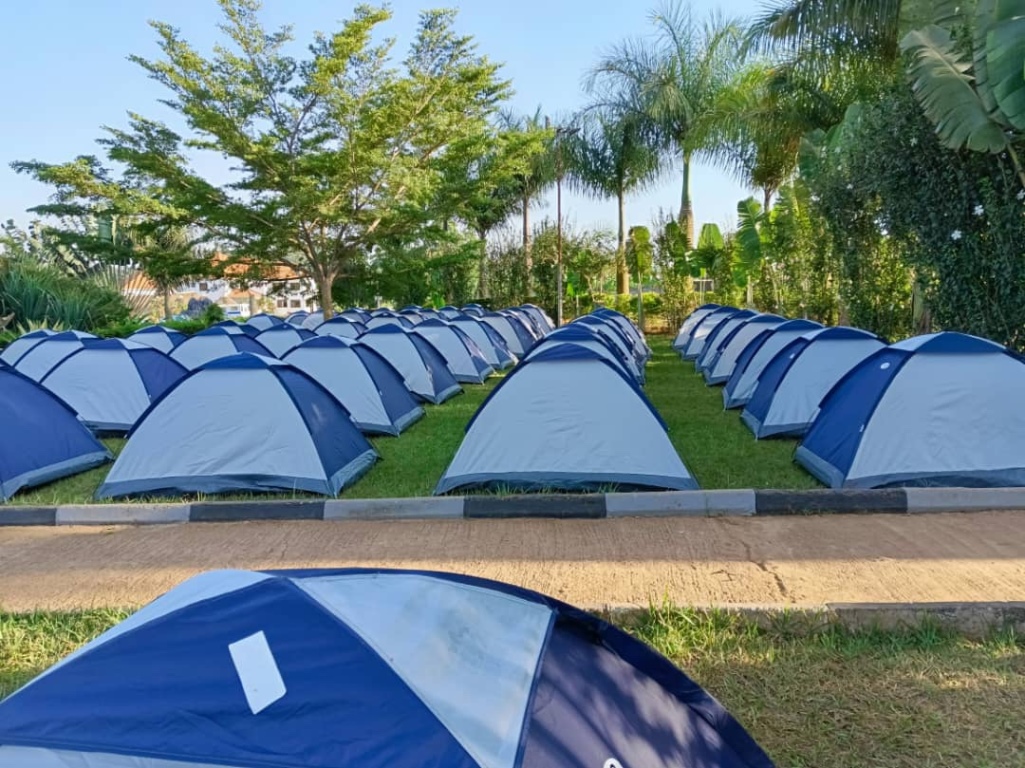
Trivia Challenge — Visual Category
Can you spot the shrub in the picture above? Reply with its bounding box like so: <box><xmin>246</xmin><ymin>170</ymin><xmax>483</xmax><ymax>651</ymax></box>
<box><xmin>0</xmin><ymin>258</ymin><xmax>129</xmax><ymax>333</ymax></box>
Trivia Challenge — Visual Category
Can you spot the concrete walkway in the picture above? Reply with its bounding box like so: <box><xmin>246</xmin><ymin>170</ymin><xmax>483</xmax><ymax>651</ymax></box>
<box><xmin>1</xmin><ymin>512</ymin><xmax>1023</xmax><ymax>611</ymax></box>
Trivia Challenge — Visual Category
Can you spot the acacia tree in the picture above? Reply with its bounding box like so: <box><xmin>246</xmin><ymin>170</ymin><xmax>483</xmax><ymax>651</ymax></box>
<box><xmin>16</xmin><ymin>1</ymin><xmax>510</xmax><ymax>319</ymax></box>
<box><xmin>566</xmin><ymin>109</ymin><xmax>662</xmax><ymax>295</ymax></box>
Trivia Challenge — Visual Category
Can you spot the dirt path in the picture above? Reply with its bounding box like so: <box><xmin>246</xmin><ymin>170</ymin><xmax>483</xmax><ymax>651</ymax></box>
<box><xmin>1</xmin><ymin>512</ymin><xmax>1024</xmax><ymax>611</ymax></box>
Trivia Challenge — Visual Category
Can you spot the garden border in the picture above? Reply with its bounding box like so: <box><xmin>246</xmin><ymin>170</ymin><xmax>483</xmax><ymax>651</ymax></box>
<box><xmin>3</xmin><ymin>487</ymin><xmax>1025</xmax><ymax>526</ymax></box>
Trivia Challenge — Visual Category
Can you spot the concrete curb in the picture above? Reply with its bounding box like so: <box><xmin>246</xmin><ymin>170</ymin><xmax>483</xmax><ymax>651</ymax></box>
<box><xmin>3</xmin><ymin>487</ymin><xmax>1024</xmax><ymax>525</ymax></box>
<box><xmin>597</xmin><ymin>601</ymin><xmax>1025</xmax><ymax>641</ymax></box>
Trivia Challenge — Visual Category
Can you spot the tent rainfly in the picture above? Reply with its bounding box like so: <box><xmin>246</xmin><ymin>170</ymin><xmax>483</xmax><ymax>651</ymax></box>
<box><xmin>127</xmin><ymin>326</ymin><xmax>187</xmax><ymax>354</ymax></box>
<box><xmin>411</xmin><ymin>320</ymin><xmax>494</xmax><ymax>384</ymax></box>
<box><xmin>360</xmin><ymin>326</ymin><xmax>462</xmax><ymax>404</ymax></box>
<box><xmin>170</xmin><ymin>327</ymin><xmax>272</xmax><ymax>370</ymax></box>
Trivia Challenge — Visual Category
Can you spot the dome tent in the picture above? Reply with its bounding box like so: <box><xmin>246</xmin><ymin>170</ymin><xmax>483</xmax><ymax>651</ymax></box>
<box><xmin>10</xmin><ymin>331</ymin><xmax>98</xmax><ymax>381</ymax></box>
<box><xmin>39</xmin><ymin>339</ymin><xmax>188</xmax><ymax>433</ymax></box>
<box><xmin>695</xmin><ymin>310</ymin><xmax>758</xmax><ymax>374</ymax></box>
<box><xmin>286</xmin><ymin>310</ymin><xmax>309</xmax><ymax>327</ymax></box>
<box><xmin>742</xmin><ymin>327</ymin><xmax>886</xmax><ymax>439</ymax></box>
<box><xmin>315</xmin><ymin>316</ymin><xmax>367</xmax><ymax>339</ymax></box>
<box><xmin>412</xmin><ymin>319</ymin><xmax>494</xmax><ymax>384</ymax></box>
<box><xmin>360</xmin><ymin>325</ymin><xmax>462</xmax><ymax>404</ymax></box>
<box><xmin>505</xmin><ymin>307</ymin><xmax>544</xmax><ymax>339</ymax></box>
<box><xmin>127</xmin><ymin>325</ymin><xmax>187</xmax><ymax>354</ymax></box>
<box><xmin>254</xmin><ymin>325</ymin><xmax>317</xmax><ymax>357</ymax></box>
<box><xmin>481</xmin><ymin>312</ymin><xmax>535</xmax><ymax>356</ymax></box>
<box><xmin>97</xmin><ymin>354</ymin><xmax>377</xmax><ymax>499</ymax></box>
<box><xmin>672</xmin><ymin>303</ymin><xmax>721</xmax><ymax>351</ymax></box>
<box><xmin>170</xmin><ymin>326</ymin><xmax>272</xmax><ymax>370</ymax></box>
<box><xmin>681</xmin><ymin>306</ymin><xmax>739</xmax><ymax>361</ymax></box>
<box><xmin>284</xmin><ymin>336</ymin><xmax>424</xmax><ymax>435</ymax></box>
<box><xmin>440</xmin><ymin>305</ymin><xmax>465</xmax><ymax>320</ymax></box>
<box><xmin>341</xmin><ymin>308</ymin><xmax>372</xmax><ymax>323</ymax></box>
<box><xmin>593</xmin><ymin>308</ymin><xmax>651</xmax><ymax>360</ymax></box>
<box><xmin>722</xmin><ymin>319</ymin><xmax>823</xmax><ymax>409</ymax></box>
<box><xmin>449</xmin><ymin>316</ymin><xmax>516</xmax><ymax>369</ymax></box>
<box><xmin>527</xmin><ymin>325</ymin><xmax>637</xmax><ymax>382</ymax></box>
<box><xmin>0</xmin><ymin>568</ymin><xmax>773</xmax><ymax>768</ymax></box>
<box><xmin>519</xmin><ymin>302</ymin><xmax>554</xmax><ymax>333</ymax></box>
<box><xmin>573</xmin><ymin>314</ymin><xmax>645</xmax><ymax>377</ymax></box>
<box><xmin>366</xmin><ymin>314</ymin><xmax>415</xmax><ymax>330</ymax></box>
<box><xmin>213</xmin><ymin>320</ymin><xmax>261</xmax><ymax>337</ymax></box>
<box><xmin>437</xmin><ymin>344</ymin><xmax>697</xmax><ymax>494</ymax></box>
<box><xmin>301</xmin><ymin>311</ymin><xmax>325</xmax><ymax>330</ymax></box>
<box><xmin>461</xmin><ymin>302</ymin><xmax>486</xmax><ymax>317</ymax></box>
<box><xmin>701</xmin><ymin>314</ymin><xmax>786</xmax><ymax>385</ymax></box>
<box><xmin>0</xmin><ymin>366</ymin><xmax>111</xmax><ymax>502</ymax></box>
<box><xmin>795</xmin><ymin>332</ymin><xmax>1025</xmax><ymax>488</ymax></box>
<box><xmin>0</xmin><ymin>329</ymin><xmax>58</xmax><ymax>366</ymax></box>
<box><xmin>244</xmin><ymin>313</ymin><xmax>285</xmax><ymax>332</ymax></box>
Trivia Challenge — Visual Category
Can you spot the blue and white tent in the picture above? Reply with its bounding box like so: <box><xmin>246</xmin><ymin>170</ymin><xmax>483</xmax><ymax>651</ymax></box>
<box><xmin>462</xmin><ymin>303</ymin><xmax>486</xmax><ymax>317</ymax></box>
<box><xmin>672</xmin><ymin>304</ymin><xmax>721</xmax><ymax>351</ymax></box>
<box><xmin>574</xmin><ymin>314</ymin><xmax>646</xmax><ymax>375</ymax></box>
<box><xmin>171</xmin><ymin>327</ymin><xmax>272</xmax><ymax>370</ymax></box>
<box><xmin>695</xmin><ymin>310</ymin><xmax>760</xmax><ymax>377</ymax></box>
<box><xmin>722</xmin><ymin>319</ymin><xmax>823</xmax><ymax>409</ymax></box>
<box><xmin>97</xmin><ymin>354</ymin><xmax>377</xmax><ymax>499</ymax></box>
<box><xmin>255</xmin><ymin>325</ymin><xmax>317</xmax><ymax>357</ymax></box>
<box><xmin>315</xmin><ymin>316</ymin><xmax>367</xmax><ymax>339</ymax></box>
<box><xmin>412</xmin><ymin>319</ymin><xmax>494</xmax><ymax>384</ymax></box>
<box><xmin>0</xmin><ymin>366</ymin><xmax>110</xmax><ymax>502</ymax></box>
<box><xmin>10</xmin><ymin>331</ymin><xmax>97</xmax><ymax>381</ymax></box>
<box><xmin>127</xmin><ymin>325</ymin><xmax>187</xmax><ymax>354</ymax></box>
<box><xmin>301</xmin><ymin>311</ymin><xmax>326</xmax><ymax>331</ymax></box>
<box><xmin>702</xmin><ymin>314</ymin><xmax>786</xmax><ymax>385</ymax></box>
<box><xmin>527</xmin><ymin>326</ymin><xmax>638</xmax><ymax>382</ymax></box>
<box><xmin>360</xmin><ymin>326</ymin><xmax>462</xmax><ymax>404</ymax></box>
<box><xmin>593</xmin><ymin>308</ymin><xmax>651</xmax><ymax>360</ymax></box>
<box><xmin>505</xmin><ymin>307</ymin><xmax>544</xmax><ymax>340</ymax></box>
<box><xmin>244</xmin><ymin>313</ymin><xmax>285</xmax><ymax>332</ymax></box>
<box><xmin>39</xmin><ymin>339</ymin><xmax>188</xmax><ymax>433</ymax></box>
<box><xmin>367</xmin><ymin>314</ymin><xmax>415</xmax><ymax>331</ymax></box>
<box><xmin>795</xmin><ymin>332</ymin><xmax>1025</xmax><ymax>488</ymax></box>
<box><xmin>437</xmin><ymin>345</ymin><xmax>697</xmax><ymax>494</ymax></box>
<box><xmin>742</xmin><ymin>327</ymin><xmax>886</xmax><ymax>439</ymax></box>
<box><xmin>681</xmin><ymin>307</ymin><xmax>739</xmax><ymax>361</ymax></box>
<box><xmin>341</xmin><ymin>308</ymin><xmax>372</xmax><ymax>324</ymax></box>
<box><xmin>440</xmin><ymin>305</ymin><xmax>465</xmax><ymax>320</ymax></box>
<box><xmin>519</xmin><ymin>303</ymin><xmax>554</xmax><ymax>333</ymax></box>
<box><xmin>213</xmin><ymin>320</ymin><xmax>261</xmax><ymax>338</ymax></box>
<box><xmin>0</xmin><ymin>567</ymin><xmax>773</xmax><ymax>768</ymax></box>
<box><xmin>286</xmin><ymin>311</ymin><xmax>309</xmax><ymax>327</ymax></box>
<box><xmin>481</xmin><ymin>312</ymin><xmax>535</xmax><ymax>356</ymax></box>
<box><xmin>284</xmin><ymin>337</ymin><xmax>424</xmax><ymax>435</ymax></box>
<box><xmin>0</xmin><ymin>329</ymin><xmax>58</xmax><ymax>365</ymax></box>
<box><xmin>449</xmin><ymin>317</ymin><xmax>516</xmax><ymax>369</ymax></box>
<box><xmin>399</xmin><ymin>308</ymin><xmax>427</xmax><ymax>325</ymax></box>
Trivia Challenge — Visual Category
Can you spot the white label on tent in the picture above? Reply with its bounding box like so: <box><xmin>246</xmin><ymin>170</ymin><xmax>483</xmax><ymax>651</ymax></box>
<box><xmin>228</xmin><ymin>631</ymin><xmax>286</xmax><ymax>715</ymax></box>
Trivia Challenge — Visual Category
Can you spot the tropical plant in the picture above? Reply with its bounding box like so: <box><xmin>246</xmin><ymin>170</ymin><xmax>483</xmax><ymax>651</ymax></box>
<box><xmin>588</xmin><ymin>2</ymin><xmax>746</xmax><ymax>245</ymax></box>
<box><xmin>625</xmin><ymin>225</ymin><xmax>654</xmax><ymax>328</ymax></box>
<box><xmin>565</xmin><ymin>108</ymin><xmax>662</xmax><ymax>294</ymax></box>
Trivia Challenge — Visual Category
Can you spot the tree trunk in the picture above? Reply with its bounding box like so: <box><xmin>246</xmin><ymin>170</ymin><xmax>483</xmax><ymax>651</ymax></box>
<box><xmin>163</xmin><ymin>287</ymin><xmax>171</xmax><ymax>322</ymax></box>
<box><xmin>523</xmin><ymin>193</ymin><xmax>533</xmax><ymax>297</ymax></box>
<box><xmin>763</xmin><ymin>187</ymin><xmax>773</xmax><ymax>213</ymax></box>
<box><xmin>316</xmin><ymin>270</ymin><xmax>336</xmax><ymax>320</ymax></box>
<box><xmin>477</xmin><ymin>233</ymin><xmax>489</xmax><ymax>300</ymax></box>
<box><xmin>746</xmin><ymin>280</ymin><xmax>754</xmax><ymax>308</ymax></box>
<box><xmin>616</xmin><ymin>189</ymin><xmax>630</xmax><ymax>295</ymax></box>
<box><xmin>679</xmin><ymin>153</ymin><xmax>694</xmax><ymax>249</ymax></box>
<box><xmin>248</xmin><ymin>291</ymin><xmax>258</xmax><ymax>318</ymax></box>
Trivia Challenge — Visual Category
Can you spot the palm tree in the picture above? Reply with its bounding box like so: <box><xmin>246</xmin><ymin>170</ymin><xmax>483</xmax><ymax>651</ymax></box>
<box><xmin>565</xmin><ymin>109</ymin><xmax>663</xmax><ymax>295</ymax></box>
<box><xmin>503</xmin><ymin>108</ymin><xmax>556</xmax><ymax>296</ymax></box>
<box><xmin>588</xmin><ymin>3</ymin><xmax>745</xmax><ymax>247</ymax></box>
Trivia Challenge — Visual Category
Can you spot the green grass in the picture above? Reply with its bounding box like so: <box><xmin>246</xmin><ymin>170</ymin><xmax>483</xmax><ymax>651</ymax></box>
<box><xmin>2</xmin><ymin>607</ymin><xmax>1021</xmax><ymax>766</ymax></box>
<box><xmin>7</xmin><ymin>335</ymin><xmax>819</xmax><ymax>506</ymax></box>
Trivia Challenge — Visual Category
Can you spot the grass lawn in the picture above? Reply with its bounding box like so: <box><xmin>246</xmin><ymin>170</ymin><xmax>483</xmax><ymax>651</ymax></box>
<box><xmin>8</xmin><ymin>335</ymin><xmax>819</xmax><ymax>506</ymax></box>
<box><xmin>2</xmin><ymin>607</ymin><xmax>1020</xmax><ymax>766</ymax></box>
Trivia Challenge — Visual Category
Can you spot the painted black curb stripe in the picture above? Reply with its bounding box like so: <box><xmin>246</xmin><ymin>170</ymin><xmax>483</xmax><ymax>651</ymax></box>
<box><xmin>464</xmin><ymin>494</ymin><xmax>606</xmax><ymax>519</ymax></box>
<box><xmin>0</xmin><ymin>507</ymin><xmax>57</xmax><ymax>526</ymax></box>
<box><xmin>189</xmin><ymin>501</ymin><xmax>326</xmax><ymax>522</ymax></box>
<box><xmin>754</xmin><ymin>489</ymin><xmax>908</xmax><ymax>515</ymax></box>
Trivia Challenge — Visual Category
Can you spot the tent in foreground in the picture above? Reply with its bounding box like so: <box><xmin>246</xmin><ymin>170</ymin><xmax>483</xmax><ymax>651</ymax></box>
<box><xmin>742</xmin><ymin>327</ymin><xmax>886</xmax><ymax>439</ymax></box>
<box><xmin>39</xmin><ymin>339</ymin><xmax>188</xmax><ymax>433</ymax></box>
<box><xmin>97</xmin><ymin>354</ymin><xmax>377</xmax><ymax>498</ymax></box>
<box><xmin>284</xmin><ymin>336</ymin><xmax>424</xmax><ymax>435</ymax></box>
<box><xmin>796</xmin><ymin>332</ymin><xmax>1025</xmax><ymax>489</ymax></box>
<box><xmin>0</xmin><ymin>366</ymin><xmax>111</xmax><ymax>502</ymax></box>
<box><xmin>437</xmin><ymin>345</ymin><xmax>697</xmax><ymax>494</ymax></box>
<box><xmin>0</xmin><ymin>568</ymin><xmax>774</xmax><ymax>768</ymax></box>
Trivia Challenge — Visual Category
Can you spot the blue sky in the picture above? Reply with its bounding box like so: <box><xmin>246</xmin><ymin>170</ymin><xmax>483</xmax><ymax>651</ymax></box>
<box><xmin>1</xmin><ymin>0</ymin><xmax>763</xmax><ymax>237</ymax></box>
